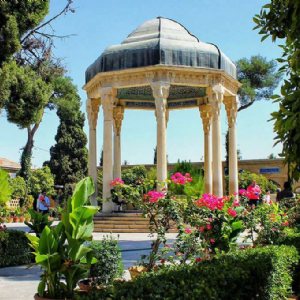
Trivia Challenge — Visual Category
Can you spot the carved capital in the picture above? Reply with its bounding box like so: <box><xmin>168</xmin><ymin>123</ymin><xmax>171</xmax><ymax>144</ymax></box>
<box><xmin>209</xmin><ymin>84</ymin><xmax>224</xmax><ymax>119</ymax></box>
<box><xmin>86</xmin><ymin>98</ymin><xmax>100</xmax><ymax>129</ymax></box>
<box><xmin>113</xmin><ymin>106</ymin><xmax>124</xmax><ymax>135</ymax></box>
<box><xmin>224</xmin><ymin>95</ymin><xmax>239</xmax><ymax>127</ymax></box>
<box><xmin>101</xmin><ymin>87</ymin><xmax>116</xmax><ymax>121</ymax></box>
<box><xmin>151</xmin><ymin>81</ymin><xmax>170</xmax><ymax>121</ymax></box>
<box><xmin>150</xmin><ymin>81</ymin><xmax>170</xmax><ymax>100</ymax></box>
<box><xmin>199</xmin><ymin>104</ymin><xmax>213</xmax><ymax>134</ymax></box>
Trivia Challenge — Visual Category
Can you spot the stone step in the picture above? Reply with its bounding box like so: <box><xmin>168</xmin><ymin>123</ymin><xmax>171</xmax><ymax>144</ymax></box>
<box><xmin>94</xmin><ymin>224</ymin><xmax>150</xmax><ymax>229</ymax></box>
<box><xmin>93</xmin><ymin>228</ymin><xmax>178</xmax><ymax>233</ymax></box>
<box><xmin>94</xmin><ymin>219</ymin><xmax>149</xmax><ymax>224</ymax></box>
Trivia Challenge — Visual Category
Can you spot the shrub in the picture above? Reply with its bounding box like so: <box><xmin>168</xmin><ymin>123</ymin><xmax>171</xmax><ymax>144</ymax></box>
<box><xmin>9</xmin><ymin>176</ymin><xmax>26</xmax><ymax>199</ymax></box>
<box><xmin>108</xmin><ymin>246</ymin><xmax>298</xmax><ymax>300</ymax></box>
<box><xmin>0</xmin><ymin>230</ymin><xmax>33</xmax><ymax>267</ymax></box>
<box><xmin>121</xmin><ymin>165</ymin><xmax>147</xmax><ymax>186</ymax></box>
<box><xmin>89</xmin><ymin>237</ymin><xmax>123</xmax><ymax>286</ymax></box>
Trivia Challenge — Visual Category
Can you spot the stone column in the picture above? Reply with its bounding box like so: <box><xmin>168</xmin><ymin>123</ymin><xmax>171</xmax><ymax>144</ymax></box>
<box><xmin>86</xmin><ymin>98</ymin><xmax>100</xmax><ymax>206</ymax></box>
<box><xmin>151</xmin><ymin>82</ymin><xmax>170</xmax><ymax>188</ymax></box>
<box><xmin>210</xmin><ymin>84</ymin><xmax>224</xmax><ymax>197</ymax></box>
<box><xmin>113</xmin><ymin>106</ymin><xmax>124</xmax><ymax>179</ymax></box>
<box><xmin>224</xmin><ymin>95</ymin><xmax>239</xmax><ymax>195</ymax></box>
<box><xmin>101</xmin><ymin>87</ymin><xmax>116</xmax><ymax>213</ymax></box>
<box><xmin>199</xmin><ymin>104</ymin><xmax>213</xmax><ymax>194</ymax></box>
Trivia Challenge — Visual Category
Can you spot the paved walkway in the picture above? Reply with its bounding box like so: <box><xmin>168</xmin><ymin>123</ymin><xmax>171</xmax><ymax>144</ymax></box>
<box><xmin>0</xmin><ymin>223</ymin><xmax>176</xmax><ymax>300</ymax></box>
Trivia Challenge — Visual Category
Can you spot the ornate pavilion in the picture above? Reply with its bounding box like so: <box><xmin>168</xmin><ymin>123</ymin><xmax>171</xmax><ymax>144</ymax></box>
<box><xmin>84</xmin><ymin>17</ymin><xmax>240</xmax><ymax>212</ymax></box>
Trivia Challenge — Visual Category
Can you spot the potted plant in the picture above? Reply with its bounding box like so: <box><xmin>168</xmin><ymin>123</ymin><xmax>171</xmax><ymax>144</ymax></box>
<box><xmin>13</xmin><ymin>208</ymin><xmax>20</xmax><ymax>223</ymax></box>
<box><xmin>27</xmin><ymin>177</ymin><xmax>99</xmax><ymax>300</ymax></box>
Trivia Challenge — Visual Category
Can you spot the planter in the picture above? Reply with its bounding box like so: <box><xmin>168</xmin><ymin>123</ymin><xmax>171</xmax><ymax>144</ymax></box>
<box><xmin>13</xmin><ymin>216</ymin><xmax>19</xmax><ymax>223</ymax></box>
<box><xmin>78</xmin><ymin>279</ymin><xmax>92</xmax><ymax>292</ymax></box>
<box><xmin>19</xmin><ymin>216</ymin><xmax>25</xmax><ymax>223</ymax></box>
<box><xmin>6</xmin><ymin>217</ymin><xmax>13</xmax><ymax>223</ymax></box>
<box><xmin>128</xmin><ymin>265</ymin><xmax>148</xmax><ymax>279</ymax></box>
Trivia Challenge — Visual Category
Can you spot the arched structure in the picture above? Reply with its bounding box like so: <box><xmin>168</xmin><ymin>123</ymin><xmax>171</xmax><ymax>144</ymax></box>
<box><xmin>84</xmin><ymin>17</ymin><xmax>241</xmax><ymax>211</ymax></box>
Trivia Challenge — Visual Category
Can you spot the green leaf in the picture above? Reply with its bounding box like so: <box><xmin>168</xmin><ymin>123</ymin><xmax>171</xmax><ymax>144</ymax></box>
<box><xmin>71</xmin><ymin>177</ymin><xmax>95</xmax><ymax>211</ymax></box>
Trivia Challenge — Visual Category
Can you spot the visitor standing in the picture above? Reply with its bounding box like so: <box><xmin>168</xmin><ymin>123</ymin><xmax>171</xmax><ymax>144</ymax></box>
<box><xmin>36</xmin><ymin>191</ymin><xmax>50</xmax><ymax>214</ymax></box>
<box><xmin>276</xmin><ymin>182</ymin><xmax>295</xmax><ymax>201</ymax></box>
<box><xmin>247</xmin><ymin>180</ymin><xmax>262</xmax><ymax>206</ymax></box>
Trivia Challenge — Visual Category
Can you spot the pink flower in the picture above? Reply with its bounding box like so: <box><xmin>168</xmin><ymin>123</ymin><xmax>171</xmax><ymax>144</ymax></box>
<box><xmin>171</xmin><ymin>172</ymin><xmax>193</xmax><ymax>185</ymax></box>
<box><xmin>227</xmin><ymin>207</ymin><xmax>237</xmax><ymax>217</ymax></box>
<box><xmin>210</xmin><ymin>239</ymin><xmax>215</xmax><ymax>244</ymax></box>
<box><xmin>184</xmin><ymin>228</ymin><xmax>192</xmax><ymax>234</ymax></box>
<box><xmin>233</xmin><ymin>199</ymin><xmax>240</xmax><ymax>207</ymax></box>
<box><xmin>195</xmin><ymin>257</ymin><xmax>202</xmax><ymax>263</ymax></box>
<box><xmin>195</xmin><ymin>194</ymin><xmax>224</xmax><ymax>211</ymax></box>
<box><xmin>281</xmin><ymin>221</ymin><xmax>289</xmax><ymax>227</ymax></box>
<box><xmin>110</xmin><ymin>178</ymin><xmax>124</xmax><ymax>187</ymax></box>
<box><xmin>144</xmin><ymin>190</ymin><xmax>165</xmax><ymax>203</ymax></box>
<box><xmin>206</xmin><ymin>224</ymin><xmax>212</xmax><ymax>230</ymax></box>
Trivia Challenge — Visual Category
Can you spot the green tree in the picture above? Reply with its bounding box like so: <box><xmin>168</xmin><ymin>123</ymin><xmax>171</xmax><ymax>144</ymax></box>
<box><xmin>9</xmin><ymin>176</ymin><xmax>26</xmax><ymax>199</ymax></box>
<box><xmin>225</xmin><ymin>55</ymin><xmax>281</xmax><ymax>170</ymax></box>
<box><xmin>0</xmin><ymin>168</ymin><xmax>11</xmax><ymax>206</ymax></box>
<box><xmin>0</xmin><ymin>0</ymin><xmax>49</xmax><ymax>67</ymax></box>
<box><xmin>254</xmin><ymin>1</ymin><xmax>300</xmax><ymax>181</ymax></box>
<box><xmin>47</xmin><ymin>77</ymin><xmax>88</xmax><ymax>194</ymax></box>
<box><xmin>0</xmin><ymin>1</ymin><xmax>74</xmax><ymax>181</ymax></box>
<box><xmin>28</xmin><ymin>166</ymin><xmax>54</xmax><ymax>199</ymax></box>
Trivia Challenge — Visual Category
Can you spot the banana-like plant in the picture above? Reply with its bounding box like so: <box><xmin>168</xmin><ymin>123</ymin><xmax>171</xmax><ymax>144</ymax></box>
<box><xmin>27</xmin><ymin>177</ymin><xmax>99</xmax><ymax>299</ymax></box>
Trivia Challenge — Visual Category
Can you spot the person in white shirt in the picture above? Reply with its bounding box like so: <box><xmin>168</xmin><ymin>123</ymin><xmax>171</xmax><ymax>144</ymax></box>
<box><xmin>36</xmin><ymin>191</ymin><xmax>50</xmax><ymax>214</ymax></box>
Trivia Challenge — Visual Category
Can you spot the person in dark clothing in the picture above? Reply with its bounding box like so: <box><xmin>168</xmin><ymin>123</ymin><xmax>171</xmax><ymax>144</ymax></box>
<box><xmin>276</xmin><ymin>181</ymin><xmax>295</xmax><ymax>201</ymax></box>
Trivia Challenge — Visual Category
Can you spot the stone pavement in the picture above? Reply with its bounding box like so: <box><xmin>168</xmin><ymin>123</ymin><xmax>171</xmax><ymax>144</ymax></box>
<box><xmin>0</xmin><ymin>223</ymin><xmax>176</xmax><ymax>300</ymax></box>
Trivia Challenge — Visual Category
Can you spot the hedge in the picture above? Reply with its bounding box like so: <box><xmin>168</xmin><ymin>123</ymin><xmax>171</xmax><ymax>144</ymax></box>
<box><xmin>76</xmin><ymin>245</ymin><xmax>298</xmax><ymax>300</ymax></box>
<box><xmin>0</xmin><ymin>230</ymin><xmax>33</xmax><ymax>267</ymax></box>
<box><xmin>276</xmin><ymin>230</ymin><xmax>300</xmax><ymax>294</ymax></box>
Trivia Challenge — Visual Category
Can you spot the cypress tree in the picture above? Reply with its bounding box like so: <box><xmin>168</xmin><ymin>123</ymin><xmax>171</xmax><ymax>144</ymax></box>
<box><xmin>48</xmin><ymin>78</ymin><xmax>88</xmax><ymax>192</ymax></box>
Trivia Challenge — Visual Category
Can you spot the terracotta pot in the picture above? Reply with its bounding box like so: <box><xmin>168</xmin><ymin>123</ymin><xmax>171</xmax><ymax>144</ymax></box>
<box><xmin>7</xmin><ymin>217</ymin><xmax>13</xmax><ymax>223</ymax></box>
<box><xmin>13</xmin><ymin>216</ymin><xmax>19</xmax><ymax>223</ymax></box>
<box><xmin>19</xmin><ymin>216</ymin><xmax>25</xmax><ymax>223</ymax></box>
<box><xmin>78</xmin><ymin>279</ymin><xmax>92</xmax><ymax>292</ymax></box>
<box><xmin>128</xmin><ymin>266</ymin><xmax>148</xmax><ymax>279</ymax></box>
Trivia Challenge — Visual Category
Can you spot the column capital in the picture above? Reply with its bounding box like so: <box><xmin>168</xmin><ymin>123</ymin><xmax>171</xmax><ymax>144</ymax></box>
<box><xmin>113</xmin><ymin>105</ymin><xmax>124</xmax><ymax>135</ymax></box>
<box><xmin>86</xmin><ymin>98</ymin><xmax>100</xmax><ymax>129</ymax></box>
<box><xmin>199</xmin><ymin>104</ymin><xmax>213</xmax><ymax>134</ymax></box>
<box><xmin>224</xmin><ymin>95</ymin><xmax>239</xmax><ymax>128</ymax></box>
<box><xmin>150</xmin><ymin>81</ymin><xmax>170</xmax><ymax>99</ymax></box>
<box><xmin>101</xmin><ymin>87</ymin><xmax>116</xmax><ymax>121</ymax></box>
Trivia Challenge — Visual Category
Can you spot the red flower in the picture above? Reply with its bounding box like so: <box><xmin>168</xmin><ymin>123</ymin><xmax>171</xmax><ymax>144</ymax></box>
<box><xmin>110</xmin><ymin>178</ymin><xmax>124</xmax><ymax>187</ymax></box>
<box><xmin>199</xmin><ymin>226</ymin><xmax>205</xmax><ymax>232</ymax></box>
<box><xmin>184</xmin><ymin>228</ymin><xmax>192</xmax><ymax>234</ymax></box>
<box><xmin>227</xmin><ymin>207</ymin><xmax>237</xmax><ymax>217</ymax></box>
<box><xmin>206</xmin><ymin>224</ymin><xmax>212</xmax><ymax>230</ymax></box>
<box><xmin>210</xmin><ymin>239</ymin><xmax>215</xmax><ymax>244</ymax></box>
<box><xmin>195</xmin><ymin>257</ymin><xmax>202</xmax><ymax>263</ymax></box>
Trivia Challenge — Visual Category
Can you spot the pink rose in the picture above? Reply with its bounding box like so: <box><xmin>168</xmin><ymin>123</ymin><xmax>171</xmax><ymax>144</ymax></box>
<box><xmin>184</xmin><ymin>228</ymin><xmax>192</xmax><ymax>234</ymax></box>
<box><xmin>227</xmin><ymin>207</ymin><xmax>237</xmax><ymax>217</ymax></box>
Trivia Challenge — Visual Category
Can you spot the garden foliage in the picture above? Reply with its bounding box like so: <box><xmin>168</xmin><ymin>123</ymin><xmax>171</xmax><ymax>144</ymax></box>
<box><xmin>0</xmin><ymin>229</ymin><xmax>33</xmax><ymax>267</ymax></box>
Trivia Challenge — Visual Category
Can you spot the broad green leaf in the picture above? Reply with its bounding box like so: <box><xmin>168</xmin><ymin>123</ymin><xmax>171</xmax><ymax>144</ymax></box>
<box><xmin>71</xmin><ymin>177</ymin><xmax>95</xmax><ymax>211</ymax></box>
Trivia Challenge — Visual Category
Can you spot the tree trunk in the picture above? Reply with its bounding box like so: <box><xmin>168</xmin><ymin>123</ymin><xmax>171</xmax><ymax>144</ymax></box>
<box><xmin>19</xmin><ymin>122</ymin><xmax>41</xmax><ymax>181</ymax></box>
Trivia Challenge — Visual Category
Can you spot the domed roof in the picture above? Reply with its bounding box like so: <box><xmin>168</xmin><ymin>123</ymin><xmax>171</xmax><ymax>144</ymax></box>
<box><xmin>85</xmin><ymin>17</ymin><xmax>236</xmax><ymax>83</ymax></box>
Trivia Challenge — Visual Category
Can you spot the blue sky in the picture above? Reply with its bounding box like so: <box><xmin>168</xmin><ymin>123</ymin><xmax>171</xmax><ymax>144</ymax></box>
<box><xmin>0</xmin><ymin>0</ymin><xmax>282</xmax><ymax>168</ymax></box>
